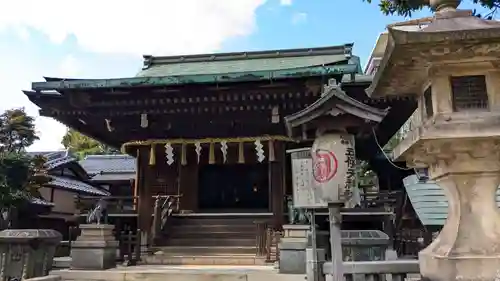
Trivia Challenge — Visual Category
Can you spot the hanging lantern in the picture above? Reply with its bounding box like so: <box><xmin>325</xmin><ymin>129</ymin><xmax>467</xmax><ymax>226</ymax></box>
<box><xmin>140</xmin><ymin>113</ymin><xmax>149</xmax><ymax>128</ymax></box>
<box><xmin>165</xmin><ymin>143</ymin><xmax>174</xmax><ymax>166</ymax></box>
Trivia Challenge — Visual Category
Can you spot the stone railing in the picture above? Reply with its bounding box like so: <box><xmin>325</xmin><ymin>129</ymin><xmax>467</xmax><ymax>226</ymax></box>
<box><xmin>323</xmin><ymin>260</ymin><xmax>420</xmax><ymax>281</ymax></box>
<box><xmin>384</xmin><ymin>109</ymin><xmax>422</xmax><ymax>158</ymax></box>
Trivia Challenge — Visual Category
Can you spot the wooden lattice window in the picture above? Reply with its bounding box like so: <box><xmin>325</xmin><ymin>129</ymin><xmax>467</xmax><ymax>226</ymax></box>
<box><xmin>424</xmin><ymin>86</ymin><xmax>433</xmax><ymax>117</ymax></box>
<box><xmin>451</xmin><ymin>75</ymin><xmax>489</xmax><ymax>111</ymax></box>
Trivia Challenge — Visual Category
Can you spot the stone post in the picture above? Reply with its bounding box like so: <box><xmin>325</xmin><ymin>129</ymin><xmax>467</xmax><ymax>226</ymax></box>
<box><xmin>415</xmin><ymin>139</ymin><xmax>500</xmax><ymax>281</ymax></box>
<box><xmin>70</xmin><ymin>224</ymin><xmax>118</xmax><ymax>270</ymax></box>
<box><xmin>278</xmin><ymin>224</ymin><xmax>310</xmax><ymax>274</ymax></box>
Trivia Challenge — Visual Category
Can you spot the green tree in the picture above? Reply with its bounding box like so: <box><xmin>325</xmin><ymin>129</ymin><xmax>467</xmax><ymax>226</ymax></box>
<box><xmin>364</xmin><ymin>0</ymin><xmax>499</xmax><ymax>18</ymax></box>
<box><xmin>61</xmin><ymin>129</ymin><xmax>120</xmax><ymax>160</ymax></box>
<box><xmin>0</xmin><ymin>108</ymin><xmax>49</xmax><ymax>227</ymax></box>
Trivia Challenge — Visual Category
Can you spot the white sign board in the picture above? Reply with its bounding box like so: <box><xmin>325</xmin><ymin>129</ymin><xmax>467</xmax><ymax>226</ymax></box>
<box><xmin>288</xmin><ymin>148</ymin><xmax>328</xmax><ymax>209</ymax></box>
<box><xmin>311</xmin><ymin>133</ymin><xmax>357</xmax><ymax>205</ymax></box>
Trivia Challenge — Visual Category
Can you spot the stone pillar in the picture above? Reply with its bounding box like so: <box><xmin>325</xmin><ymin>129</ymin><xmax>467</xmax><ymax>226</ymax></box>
<box><xmin>416</xmin><ymin>139</ymin><xmax>500</xmax><ymax>281</ymax></box>
<box><xmin>70</xmin><ymin>224</ymin><xmax>118</xmax><ymax>270</ymax></box>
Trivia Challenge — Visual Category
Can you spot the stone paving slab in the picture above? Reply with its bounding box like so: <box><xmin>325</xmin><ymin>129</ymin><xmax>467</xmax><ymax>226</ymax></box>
<box><xmin>51</xmin><ymin>265</ymin><xmax>306</xmax><ymax>281</ymax></box>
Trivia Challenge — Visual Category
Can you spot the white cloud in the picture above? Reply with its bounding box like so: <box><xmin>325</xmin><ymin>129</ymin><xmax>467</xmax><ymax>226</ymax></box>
<box><xmin>280</xmin><ymin>0</ymin><xmax>292</xmax><ymax>5</ymax></box>
<box><xmin>15</xmin><ymin>26</ymin><xmax>30</xmax><ymax>41</ymax></box>
<box><xmin>0</xmin><ymin>0</ymin><xmax>267</xmax><ymax>152</ymax></box>
<box><xmin>58</xmin><ymin>55</ymin><xmax>81</xmax><ymax>77</ymax></box>
<box><xmin>291</xmin><ymin>12</ymin><xmax>308</xmax><ymax>25</ymax></box>
<box><xmin>0</xmin><ymin>54</ymin><xmax>67</xmax><ymax>152</ymax></box>
<box><xmin>0</xmin><ymin>0</ymin><xmax>266</xmax><ymax>56</ymax></box>
<box><xmin>28</xmin><ymin>118</ymin><xmax>66</xmax><ymax>152</ymax></box>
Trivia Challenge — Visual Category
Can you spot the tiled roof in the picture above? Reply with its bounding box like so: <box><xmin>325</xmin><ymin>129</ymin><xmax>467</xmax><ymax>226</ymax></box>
<box><xmin>30</xmin><ymin>197</ymin><xmax>55</xmax><ymax>207</ymax></box>
<box><xmin>91</xmin><ymin>173</ymin><xmax>135</xmax><ymax>182</ymax></box>
<box><xmin>27</xmin><ymin>150</ymin><xmax>76</xmax><ymax>170</ymax></box>
<box><xmin>27</xmin><ymin>150</ymin><xmax>68</xmax><ymax>159</ymax></box>
<box><xmin>79</xmin><ymin>154</ymin><xmax>136</xmax><ymax>175</ymax></box>
<box><xmin>47</xmin><ymin>175</ymin><xmax>110</xmax><ymax>196</ymax></box>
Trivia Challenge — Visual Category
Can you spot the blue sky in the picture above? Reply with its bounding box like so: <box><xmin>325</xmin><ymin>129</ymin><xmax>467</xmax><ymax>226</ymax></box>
<box><xmin>0</xmin><ymin>0</ymin><xmax>485</xmax><ymax>151</ymax></box>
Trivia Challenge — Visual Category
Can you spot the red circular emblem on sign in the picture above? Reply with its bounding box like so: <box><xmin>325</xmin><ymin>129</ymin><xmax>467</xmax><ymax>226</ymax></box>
<box><xmin>312</xmin><ymin>149</ymin><xmax>338</xmax><ymax>183</ymax></box>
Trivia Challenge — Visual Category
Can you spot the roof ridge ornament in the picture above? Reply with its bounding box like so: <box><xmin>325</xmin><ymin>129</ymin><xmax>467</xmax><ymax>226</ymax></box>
<box><xmin>322</xmin><ymin>78</ymin><xmax>338</xmax><ymax>97</ymax></box>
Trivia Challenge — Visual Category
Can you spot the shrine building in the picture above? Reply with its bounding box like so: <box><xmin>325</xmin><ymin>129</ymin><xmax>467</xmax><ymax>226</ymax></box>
<box><xmin>24</xmin><ymin>45</ymin><xmax>418</xmax><ymax>263</ymax></box>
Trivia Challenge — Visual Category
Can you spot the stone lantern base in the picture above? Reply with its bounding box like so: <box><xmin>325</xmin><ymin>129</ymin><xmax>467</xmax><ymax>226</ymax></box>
<box><xmin>413</xmin><ymin>139</ymin><xmax>500</xmax><ymax>281</ymax></box>
<box><xmin>70</xmin><ymin>224</ymin><xmax>118</xmax><ymax>270</ymax></box>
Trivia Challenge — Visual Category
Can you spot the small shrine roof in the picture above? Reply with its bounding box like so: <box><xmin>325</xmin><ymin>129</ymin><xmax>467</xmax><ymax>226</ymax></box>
<box><xmin>30</xmin><ymin>45</ymin><xmax>361</xmax><ymax>91</ymax></box>
<box><xmin>285</xmin><ymin>79</ymin><xmax>388</xmax><ymax>138</ymax></box>
<box><xmin>367</xmin><ymin>9</ymin><xmax>500</xmax><ymax>97</ymax></box>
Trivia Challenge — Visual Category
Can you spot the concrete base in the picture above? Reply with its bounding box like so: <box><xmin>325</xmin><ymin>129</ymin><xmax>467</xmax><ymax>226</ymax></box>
<box><xmin>279</xmin><ymin>241</ymin><xmax>308</xmax><ymax>274</ymax></box>
<box><xmin>278</xmin><ymin>224</ymin><xmax>310</xmax><ymax>274</ymax></box>
<box><xmin>71</xmin><ymin>224</ymin><xmax>118</xmax><ymax>270</ymax></box>
<box><xmin>51</xmin><ymin>265</ymin><xmax>305</xmax><ymax>281</ymax></box>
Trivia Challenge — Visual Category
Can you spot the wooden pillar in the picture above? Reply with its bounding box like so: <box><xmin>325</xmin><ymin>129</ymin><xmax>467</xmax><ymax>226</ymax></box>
<box><xmin>270</xmin><ymin>142</ymin><xmax>284</xmax><ymax>230</ymax></box>
<box><xmin>137</xmin><ymin>147</ymin><xmax>154</xmax><ymax>245</ymax></box>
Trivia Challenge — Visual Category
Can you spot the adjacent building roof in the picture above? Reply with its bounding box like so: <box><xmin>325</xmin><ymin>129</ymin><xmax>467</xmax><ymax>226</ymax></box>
<box><xmin>29</xmin><ymin>150</ymin><xmax>109</xmax><ymax>195</ymax></box>
<box><xmin>30</xmin><ymin>197</ymin><xmax>55</xmax><ymax>207</ymax></box>
<box><xmin>47</xmin><ymin>175</ymin><xmax>109</xmax><ymax>196</ymax></box>
<box><xmin>79</xmin><ymin>154</ymin><xmax>136</xmax><ymax>182</ymax></box>
<box><xmin>404</xmin><ymin>174</ymin><xmax>500</xmax><ymax>227</ymax></box>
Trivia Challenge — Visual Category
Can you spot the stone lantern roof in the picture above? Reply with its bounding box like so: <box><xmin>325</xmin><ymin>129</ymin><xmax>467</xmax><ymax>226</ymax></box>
<box><xmin>367</xmin><ymin>0</ymin><xmax>500</xmax><ymax>97</ymax></box>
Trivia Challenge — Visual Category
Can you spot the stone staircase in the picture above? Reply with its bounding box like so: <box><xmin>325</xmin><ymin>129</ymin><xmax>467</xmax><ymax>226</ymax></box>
<box><xmin>145</xmin><ymin>214</ymin><xmax>272</xmax><ymax>265</ymax></box>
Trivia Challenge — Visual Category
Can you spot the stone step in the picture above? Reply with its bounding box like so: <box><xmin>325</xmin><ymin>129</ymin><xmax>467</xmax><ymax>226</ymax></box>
<box><xmin>170</xmin><ymin>224</ymin><xmax>256</xmax><ymax>233</ymax></box>
<box><xmin>167</xmin><ymin>238</ymin><xmax>256</xmax><ymax>247</ymax></box>
<box><xmin>143</xmin><ymin>254</ymin><xmax>268</xmax><ymax>265</ymax></box>
<box><xmin>172</xmin><ymin>218</ymin><xmax>259</xmax><ymax>226</ymax></box>
<box><xmin>155</xmin><ymin>246</ymin><xmax>258</xmax><ymax>255</ymax></box>
<box><xmin>169</xmin><ymin>230</ymin><xmax>256</xmax><ymax>239</ymax></box>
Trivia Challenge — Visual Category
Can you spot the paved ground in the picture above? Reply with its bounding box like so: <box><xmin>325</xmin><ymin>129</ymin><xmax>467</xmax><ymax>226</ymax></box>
<box><xmin>52</xmin><ymin>265</ymin><xmax>306</xmax><ymax>281</ymax></box>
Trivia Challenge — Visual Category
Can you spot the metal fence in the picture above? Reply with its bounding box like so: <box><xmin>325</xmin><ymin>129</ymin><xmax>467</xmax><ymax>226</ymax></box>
<box><xmin>322</xmin><ymin>260</ymin><xmax>420</xmax><ymax>281</ymax></box>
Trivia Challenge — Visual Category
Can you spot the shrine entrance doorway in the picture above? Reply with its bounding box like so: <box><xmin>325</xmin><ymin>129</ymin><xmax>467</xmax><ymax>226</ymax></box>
<box><xmin>197</xmin><ymin>163</ymin><xmax>270</xmax><ymax>212</ymax></box>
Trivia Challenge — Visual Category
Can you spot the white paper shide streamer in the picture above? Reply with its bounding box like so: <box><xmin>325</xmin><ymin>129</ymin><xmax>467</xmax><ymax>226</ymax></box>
<box><xmin>220</xmin><ymin>141</ymin><xmax>228</xmax><ymax>163</ymax></box>
<box><xmin>254</xmin><ymin>139</ymin><xmax>265</xmax><ymax>163</ymax></box>
<box><xmin>194</xmin><ymin>142</ymin><xmax>202</xmax><ymax>163</ymax></box>
<box><xmin>165</xmin><ymin>143</ymin><xmax>174</xmax><ymax>165</ymax></box>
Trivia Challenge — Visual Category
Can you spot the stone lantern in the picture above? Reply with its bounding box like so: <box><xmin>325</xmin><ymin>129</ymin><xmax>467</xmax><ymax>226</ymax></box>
<box><xmin>368</xmin><ymin>0</ymin><xmax>500</xmax><ymax>280</ymax></box>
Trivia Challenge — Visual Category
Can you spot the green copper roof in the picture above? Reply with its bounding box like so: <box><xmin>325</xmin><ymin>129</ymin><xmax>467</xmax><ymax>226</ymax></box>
<box><xmin>31</xmin><ymin>45</ymin><xmax>361</xmax><ymax>91</ymax></box>
<box><xmin>137</xmin><ymin>44</ymin><xmax>353</xmax><ymax>77</ymax></box>
<box><xmin>138</xmin><ymin>54</ymin><xmax>350</xmax><ymax>77</ymax></box>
